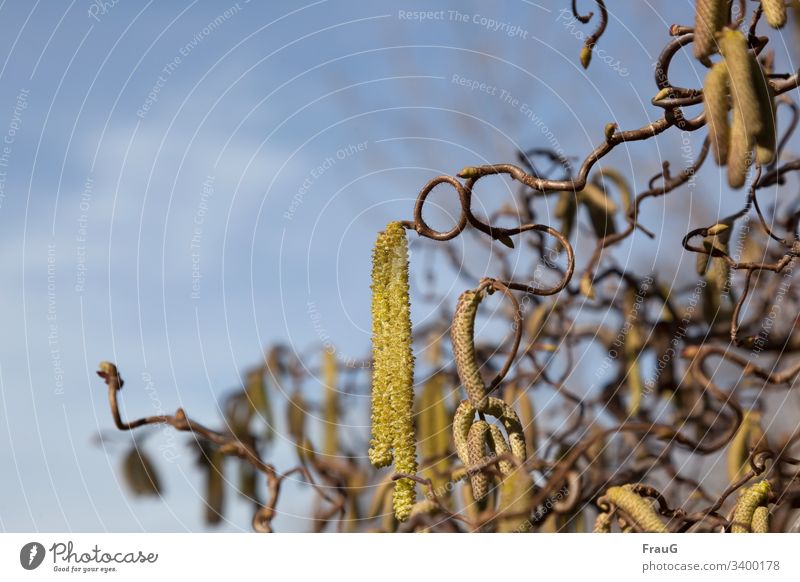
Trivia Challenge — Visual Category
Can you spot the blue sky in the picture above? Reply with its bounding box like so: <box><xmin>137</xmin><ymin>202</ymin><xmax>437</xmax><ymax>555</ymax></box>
<box><xmin>0</xmin><ymin>1</ymin><xmax>796</xmax><ymax>532</ymax></box>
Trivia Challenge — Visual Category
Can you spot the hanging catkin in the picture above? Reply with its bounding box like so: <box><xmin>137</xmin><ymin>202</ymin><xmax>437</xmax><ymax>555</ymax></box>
<box><xmin>453</xmin><ymin>397</ymin><xmax>527</xmax><ymax>467</ymax></box>
<box><xmin>694</xmin><ymin>0</ymin><xmax>729</xmax><ymax>62</ymax></box>
<box><xmin>369</xmin><ymin>226</ymin><xmax>393</xmax><ymax>468</ymax></box>
<box><xmin>753</xmin><ymin>60</ymin><xmax>777</xmax><ymax>165</ymax></box>
<box><xmin>731</xmin><ymin>480</ymin><xmax>772</xmax><ymax>533</ymax></box>
<box><xmin>452</xmin><ymin>288</ymin><xmax>489</xmax><ymax>410</ymax></box>
<box><xmin>503</xmin><ymin>383</ymin><xmax>537</xmax><ymax>457</ymax></box>
<box><xmin>727</xmin><ymin>410</ymin><xmax>763</xmax><ymax>482</ymax></box>
<box><xmin>466</xmin><ymin>420</ymin><xmax>491</xmax><ymax>501</ymax></box>
<box><xmin>727</xmin><ymin>100</ymin><xmax>754</xmax><ymax>188</ymax></box>
<box><xmin>751</xmin><ymin>506</ymin><xmax>770</xmax><ymax>533</ymax></box>
<box><xmin>720</xmin><ymin>29</ymin><xmax>763</xmax><ymax>137</ymax></box>
<box><xmin>322</xmin><ymin>349</ymin><xmax>338</xmax><ymax>457</ymax></box>
<box><xmin>704</xmin><ymin>61</ymin><xmax>731</xmax><ymax>165</ymax></box>
<box><xmin>368</xmin><ymin>222</ymin><xmax>418</xmax><ymax>521</ymax></box>
<box><xmin>761</xmin><ymin>0</ymin><xmax>787</xmax><ymax>28</ymax></box>
<box><xmin>417</xmin><ymin>340</ymin><xmax>451</xmax><ymax>503</ymax></box>
<box><xmin>601</xmin><ymin>485</ymin><xmax>668</xmax><ymax>532</ymax></box>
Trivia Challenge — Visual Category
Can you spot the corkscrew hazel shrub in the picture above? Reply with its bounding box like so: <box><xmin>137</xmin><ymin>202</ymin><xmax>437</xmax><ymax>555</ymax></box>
<box><xmin>94</xmin><ymin>1</ymin><xmax>800</xmax><ymax>533</ymax></box>
<box><xmin>368</xmin><ymin>221</ymin><xmax>418</xmax><ymax>521</ymax></box>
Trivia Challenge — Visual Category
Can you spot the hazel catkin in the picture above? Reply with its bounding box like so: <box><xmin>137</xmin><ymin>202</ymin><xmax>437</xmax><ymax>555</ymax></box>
<box><xmin>694</xmin><ymin>0</ymin><xmax>729</xmax><ymax>63</ymax></box>
<box><xmin>452</xmin><ymin>288</ymin><xmax>489</xmax><ymax>410</ymax></box>
<box><xmin>720</xmin><ymin>29</ymin><xmax>763</xmax><ymax>136</ymax></box>
<box><xmin>761</xmin><ymin>0</ymin><xmax>787</xmax><ymax>29</ymax></box>
<box><xmin>704</xmin><ymin>61</ymin><xmax>731</xmax><ymax>166</ymax></box>
<box><xmin>601</xmin><ymin>485</ymin><xmax>668</xmax><ymax>533</ymax></box>
<box><xmin>466</xmin><ymin>420</ymin><xmax>491</xmax><ymax>501</ymax></box>
<box><xmin>368</xmin><ymin>222</ymin><xmax>418</xmax><ymax>521</ymax></box>
<box><xmin>731</xmin><ymin>480</ymin><xmax>772</xmax><ymax>533</ymax></box>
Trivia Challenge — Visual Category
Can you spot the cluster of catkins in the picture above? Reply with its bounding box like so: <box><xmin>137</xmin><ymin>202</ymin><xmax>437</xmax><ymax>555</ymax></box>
<box><xmin>697</xmin><ymin>1</ymin><xmax>782</xmax><ymax>188</ymax></box>
<box><xmin>593</xmin><ymin>480</ymin><xmax>774</xmax><ymax>533</ymax></box>
<box><xmin>368</xmin><ymin>226</ymin><xmax>532</xmax><ymax>524</ymax></box>
<box><xmin>450</xmin><ymin>287</ymin><xmax>529</xmax><ymax>507</ymax></box>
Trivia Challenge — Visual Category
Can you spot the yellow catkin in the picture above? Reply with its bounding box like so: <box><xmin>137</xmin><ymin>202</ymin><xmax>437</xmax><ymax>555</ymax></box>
<box><xmin>322</xmin><ymin>349</ymin><xmax>338</xmax><ymax>458</ymax></box>
<box><xmin>602</xmin><ymin>485</ymin><xmax>669</xmax><ymax>532</ymax></box>
<box><xmin>751</xmin><ymin>505</ymin><xmax>770</xmax><ymax>533</ymax></box>
<box><xmin>720</xmin><ymin>30</ymin><xmax>764</xmax><ymax>138</ymax></box>
<box><xmin>727</xmin><ymin>101</ymin><xmax>754</xmax><ymax>188</ymax></box>
<box><xmin>379</xmin><ymin>481</ymin><xmax>398</xmax><ymax>532</ymax></box>
<box><xmin>453</xmin><ymin>400</ymin><xmax>475</xmax><ymax>463</ymax></box>
<box><xmin>753</xmin><ymin>60</ymin><xmax>777</xmax><ymax>165</ymax></box>
<box><xmin>487</xmin><ymin>398</ymin><xmax>527</xmax><ymax>461</ymax></box>
<box><xmin>704</xmin><ymin>61</ymin><xmax>731</xmax><ymax>165</ymax></box>
<box><xmin>503</xmin><ymin>383</ymin><xmax>537</xmax><ymax>457</ymax></box>
<box><xmin>487</xmin><ymin>424</ymin><xmax>515</xmax><ymax>477</ymax></box>
<box><xmin>694</xmin><ymin>0</ymin><xmax>729</xmax><ymax>62</ymax></box>
<box><xmin>762</xmin><ymin>0</ymin><xmax>787</xmax><ymax>28</ymax></box>
<box><xmin>418</xmin><ymin>377</ymin><xmax>434</xmax><ymax>459</ymax></box>
<box><xmin>697</xmin><ymin>224</ymin><xmax>730</xmax><ymax>275</ymax></box>
<box><xmin>466</xmin><ymin>420</ymin><xmax>491</xmax><ymax>501</ymax></box>
<box><xmin>343</xmin><ymin>469</ymin><xmax>366</xmax><ymax>533</ymax></box>
<box><xmin>369</xmin><ymin>222</ymin><xmax>417</xmax><ymax>521</ymax></box>
<box><xmin>452</xmin><ymin>288</ymin><xmax>489</xmax><ymax>410</ymax></box>
<box><xmin>492</xmin><ymin>423</ymin><xmax>534</xmax><ymax>532</ymax></box>
<box><xmin>367</xmin><ymin>473</ymin><xmax>395</xmax><ymax>520</ymax></box>
<box><xmin>595</xmin><ymin>167</ymin><xmax>633</xmax><ymax>215</ymax></box>
<box><xmin>197</xmin><ymin>441</ymin><xmax>225</xmax><ymax>525</ymax></box>
<box><xmin>238</xmin><ymin>462</ymin><xmax>257</xmax><ymax>504</ymax></box>
<box><xmin>554</xmin><ymin>190</ymin><xmax>576</xmax><ymax>251</ymax></box>
<box><xmin>246</xmin><ymin>367</ymin><xmax>275</xmax><ymax>442</ymax></box>
<box><xmin>417</xmin><ymin>370</ymin><xmax>451</xmax><ymax>502</ymax></box>
<box><xmin>287</xmin><ymin>390</ymin><xmax>306</xmax><ymax>443</ymax></box>
<box><xmin>624</xmin><ymin>287</ymin><xmax>644</xmax><ymax>416</ymax></box>
<box><xmin>580</xmin><ymin>182</ymin><xmax>617</xmax><ymax>238</ymax></box>
<box><xmin>368</xmin><ymin>227</ymin><xmax>393</xmax><ymax>467</ymax></box>
<box><xmin>453</xmin><ymin>397</ymin><xmax>527</xmax><ymax>470</ymax></box>
<box><xmin>245</xmin><ymin>368</ymin><xmax>267</xmax><ymax>415</ymax></box>
<box><xmin>461</xmin><ymin>480</ymin><xmax>480</xmax><ymax>522</ymax></box>
<box><xmin>122</xmin><ymin>446</ymin><xmax>161</xmax><ymax>496</ymax></box>
<box><xmin>727</xmin><ymin>410</ymin><xmax>754</xmax><ymax>482</ymax></box>
<box><xmin>525</xmin><ymin>302</ymin><xmax>551</xmax><ymax>347</ymax></box>
<box><xmin>586</xmin><ymin>426</ymin><xmax>607</xmax><ymax>486</ymax></box>
<box><xmin>731</xmin><ymin>480</ymin><xmax>772</xmax><ymax>533</ymax></box>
